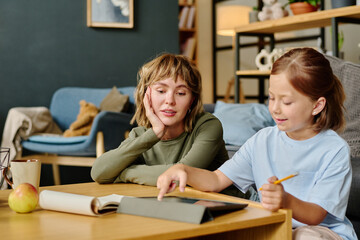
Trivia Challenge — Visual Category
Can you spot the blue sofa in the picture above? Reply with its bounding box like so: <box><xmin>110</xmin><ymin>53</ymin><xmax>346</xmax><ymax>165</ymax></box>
<box><xmin>21</xmin><ymin>86</ymin><xmax>137</xmax><ymax>185</ymax></box>
<box><xmin>22</xmin><ymin>86</ymin><xmax>136</xmax><ymax>156</ymax></box>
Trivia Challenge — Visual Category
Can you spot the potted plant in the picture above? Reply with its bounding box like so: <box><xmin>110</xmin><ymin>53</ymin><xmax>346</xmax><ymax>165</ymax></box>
<box><xmin>288</xmin><ymin>0</ymin><xmax>321</xmax><ymax>15</ymax></box>
<box><xmin>249</xmin><ymin>6</ymin><xmax>259</xmax><ymax>23</ymax></box>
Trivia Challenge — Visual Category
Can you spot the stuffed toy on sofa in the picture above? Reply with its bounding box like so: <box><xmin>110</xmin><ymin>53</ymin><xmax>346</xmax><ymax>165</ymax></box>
<box><xmin>63</xmin><ymin>100</ymin><xmax>99</xmax><ymax>137</ymax></box>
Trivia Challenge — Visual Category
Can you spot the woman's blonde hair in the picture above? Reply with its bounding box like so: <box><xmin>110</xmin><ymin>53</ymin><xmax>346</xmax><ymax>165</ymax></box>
<box><xmin>131</xmin><ymin>53</ymin><xmax>203</xmax><ymax>132</ymax></box>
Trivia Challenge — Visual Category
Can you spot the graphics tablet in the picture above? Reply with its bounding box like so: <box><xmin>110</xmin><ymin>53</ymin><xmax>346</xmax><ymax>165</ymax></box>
<box><xmin>143</xmin><ymin>196</ymin><xmax>248</xmax><ymax>212</ymax></box>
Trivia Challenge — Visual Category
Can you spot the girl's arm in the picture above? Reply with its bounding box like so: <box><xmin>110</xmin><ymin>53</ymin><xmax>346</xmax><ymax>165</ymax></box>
<box><xmin>285</xmin><ymin>193</ymin><xmax>327</xmax><ymax>225</ymax></box>
<box><xmin>260</xmin><ymin>177</ymin><xmax>327</xmax><ymax>225</ymax></box>
<box><xmin>157</xmin><ymin>165</ymin><xmax>233</xmax><ymax>200</ymax></box>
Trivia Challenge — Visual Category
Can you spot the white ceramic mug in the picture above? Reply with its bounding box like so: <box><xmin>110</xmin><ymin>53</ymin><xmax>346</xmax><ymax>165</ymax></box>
<box><xmin>2</xmin><ymin>159</ymin><xmax>41</xmax><ymax>190</ymax></box>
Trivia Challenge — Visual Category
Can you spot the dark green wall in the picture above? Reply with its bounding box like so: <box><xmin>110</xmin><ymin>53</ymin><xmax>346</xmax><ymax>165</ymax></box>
<box><xmin>0</xmin><ymin>0</ymin><xmax>179</xmax><ymax>141</ymax></box>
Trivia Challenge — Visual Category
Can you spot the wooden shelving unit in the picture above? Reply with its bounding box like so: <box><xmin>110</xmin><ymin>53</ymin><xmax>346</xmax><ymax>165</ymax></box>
<box><xmin>212</xmin><ymin>0</ymin><xmax>323</xmax><ymax>102</ymax></box>
<box><xmin>236</xmin><ymin>70</ymin><xmax>271</xmax><ymax>103</ymax></box>
<box><xmin>233</xmin><ymin>5</ymin><xmax>360</xmax><ymax>103</ymax></box>
<box><xmin>236</xmin><ymin>70</ymin><xmax>271</xmax><ymax>76</ymax></box>
<box><xmin>179</xmin><ymin>0</ymin><xmax>197</xmax><ymax>64</ymax></box>
<box><xmin>233</xmin><ymin>5</ymin><xmax>360</xmax><ymax>35</ymax></box>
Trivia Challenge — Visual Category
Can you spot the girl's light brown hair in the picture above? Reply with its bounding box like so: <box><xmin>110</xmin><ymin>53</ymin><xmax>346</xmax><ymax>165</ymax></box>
<box><xmin>271</xmin><ymin>47</ymin><xmax>345</xmax><ymax>132</ymax></box>
<box><xmin>131</xmin><ymin>53</ymin><xmax>203</xmax><ymax>132</ymax></box>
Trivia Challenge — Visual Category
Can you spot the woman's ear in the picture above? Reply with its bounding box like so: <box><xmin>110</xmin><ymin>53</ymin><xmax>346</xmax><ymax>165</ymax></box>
<box><xmin>312</xmin><ymin>97</ymin><xmax>326</xmax><ymax>115</ymax></box>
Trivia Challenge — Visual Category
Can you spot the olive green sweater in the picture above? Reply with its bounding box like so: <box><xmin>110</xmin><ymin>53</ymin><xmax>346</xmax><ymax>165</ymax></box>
<box><xmin>91</xmin><ymin>112</ymin><xmax>229</xmax><ymax>186</ymax></box>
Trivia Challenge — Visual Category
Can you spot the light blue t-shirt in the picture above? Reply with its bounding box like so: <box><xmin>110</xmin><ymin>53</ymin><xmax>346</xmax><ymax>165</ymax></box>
<box><xmin>219</xmin><ymin>126</ymin><xmax>357</xmax><ymax>240</ymax></box>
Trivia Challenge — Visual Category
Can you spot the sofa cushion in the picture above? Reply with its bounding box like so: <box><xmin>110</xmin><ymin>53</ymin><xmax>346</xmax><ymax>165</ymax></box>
<box><xmin>100</xmin><ymin>86</ymin><xmax>129</xmax><ymax>113</ymax></box>
<box><xmin>27</xmin><ymin>135</ymin><xmax>88</xmax><ymax>145</ymax></box>
<box><xmin>213</xmin><ymin>101</ymin><xmax>275</xmax><ymax>146</ymax></box>
<box><xmin>325</xmin><ymin>55</ymin><xmax>360</xmax><ymax>158</ymax></box>
<box><xmin>49</xmin><ymin>87</ymin><xmax>136</xmax><ymax>131</ymax></box>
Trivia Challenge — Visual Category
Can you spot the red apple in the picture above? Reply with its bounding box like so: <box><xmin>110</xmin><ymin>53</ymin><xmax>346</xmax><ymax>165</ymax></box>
<box><xmin>8</xmin><ymin>183</ymin><xmax>39</xmax><ymax>213</ymax></box>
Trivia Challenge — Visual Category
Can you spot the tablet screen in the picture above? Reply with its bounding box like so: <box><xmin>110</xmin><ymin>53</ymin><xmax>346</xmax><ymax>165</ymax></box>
<box><xmin>143</xmin><ymin>196</ymin><xmax>248</xmax><ymax>211</ymax></box>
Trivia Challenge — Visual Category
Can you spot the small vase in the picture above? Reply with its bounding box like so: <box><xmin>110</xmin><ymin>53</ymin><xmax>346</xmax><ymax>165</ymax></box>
<box><xmin>249</xmin><ymin>10</ymin><xmax>259</xmax><ymax>23</ymax></box>
<box><xmin>290</xmin><ymin>2</ymin><xmax>318</xmax><ymax>15</ymax></box>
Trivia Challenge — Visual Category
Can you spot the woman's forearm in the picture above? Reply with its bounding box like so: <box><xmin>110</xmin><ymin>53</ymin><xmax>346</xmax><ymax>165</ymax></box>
<box><xmin>91</xmin><ymin>147</ymin><xmax>138</xmax><ymax>183</ymax></box>
<box><xmin>91</xmin><ymin>129</ymin><xmax>159</xmax><ymax>183</ymax></box>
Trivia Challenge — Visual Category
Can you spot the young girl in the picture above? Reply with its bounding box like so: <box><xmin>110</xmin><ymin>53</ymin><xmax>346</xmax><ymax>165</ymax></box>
<box><xmin>91</xmin><ymin>53</ymin><xmax>228</xmax><ymax>186</ymax></box>
<box><xmin>157</xmin><ymin>48</ymin><xmax>357</xmax><ymax>240</ymax></box>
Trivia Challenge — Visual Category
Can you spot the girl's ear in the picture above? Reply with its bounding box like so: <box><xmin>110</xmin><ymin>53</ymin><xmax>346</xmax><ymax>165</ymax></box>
<box><xmin>313</xmin><ymin>97</ymin><xmax>326</xmax><ymax>115</ymax></box>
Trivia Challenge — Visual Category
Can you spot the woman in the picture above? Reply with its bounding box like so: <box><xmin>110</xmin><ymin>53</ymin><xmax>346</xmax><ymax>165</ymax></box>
<box><xmin>91</xmin><ymin>53</ymin><xmax>229</xmax><ymax>186</ymax></box>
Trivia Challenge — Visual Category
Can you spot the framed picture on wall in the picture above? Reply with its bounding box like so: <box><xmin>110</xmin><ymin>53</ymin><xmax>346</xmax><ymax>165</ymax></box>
<box><xmin>87</xmin><ymin>0</ymin><xmax>134</xmax><ymax>28</ymax></box>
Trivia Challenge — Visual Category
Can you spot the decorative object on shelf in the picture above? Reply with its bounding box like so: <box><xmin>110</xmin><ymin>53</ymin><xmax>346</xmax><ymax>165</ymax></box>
<box><xmin>258</xmin><ymin>0</ymin><xmax>289</xmax><ymax>22</ymax></box>
<box><xmin>255</xmin><ymin>48</ymin><xmax>284</xmax><ymax>71</ymax></box>
<box><xmin>338</xmin><ymin>30</ymin><xmax>345</xmax><ymax>51</ymax></box>
<box><xmin>331</xmin><ymin>0</ymin><xmax>356</xmax><ymax>8</ymax></box>
<box><xmin>249</xmin><ymin>6</ymin><xmax>259</xmax><ymax>23</ymax></box>
<box><xmin>328</xmin><ymin>28</ymin><xmax>345</xmax><ymax>50</ymax></box>
<box><xmin>216</xmin><ymin>0</ymin><xmax>252</xmax><ymax>36</ymax></box>
<box><xmin>326</xmin><ymin>29</ymin><xmax>345</xmax><ymax>58</ymax></box>
<box><xmin>288</xmin><ymin>0</ymin><xmax>320</xmax><ymax>15</ymax></box>
<box><xmin>258</xmin><ymin>0</ymin><xmax>289</xmax><ymax>21</ymax></box>
<box><xmin>255</xmin><ymin>49</ymin><xmax>272</xmax><ymax>71</ymax></box>
<box><xmin>87</xmin><ymin>0</ymin><xmax>134</xmax><ymax>28</ymax></box>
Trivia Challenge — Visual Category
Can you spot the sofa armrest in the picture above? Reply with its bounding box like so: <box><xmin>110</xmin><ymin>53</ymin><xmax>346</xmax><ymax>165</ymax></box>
<box><xmin>90</xmin><ymin>111</ymin><xmax>135</xmax><ymax>152</ymax></box>
<box><xmin>204</xmin><ymin>104</ymin><xmax>215</xmax><ymax>113</ymax></box>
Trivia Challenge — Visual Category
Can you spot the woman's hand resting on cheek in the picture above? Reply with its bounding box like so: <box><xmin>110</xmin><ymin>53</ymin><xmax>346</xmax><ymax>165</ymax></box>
<box><xmin>259</xmin><ymin>176</ymin><xmax>287</xmax><ymax>212</ymax></box>
<box><xmin>144</xmin><ymin>87</ymin><xmax>167</xmax><ymax>139</ymax></box>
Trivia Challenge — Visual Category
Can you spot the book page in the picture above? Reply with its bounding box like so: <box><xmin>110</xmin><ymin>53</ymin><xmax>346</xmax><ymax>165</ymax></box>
<box><xmin>95</xmin><ymin>194</ymin><xmax>124</xmax><ymax>214</ymax></box>
<box><xmin>39</xmin><ymin>190</ymin><xmax>124</xmax><ymax>216</ymax></box>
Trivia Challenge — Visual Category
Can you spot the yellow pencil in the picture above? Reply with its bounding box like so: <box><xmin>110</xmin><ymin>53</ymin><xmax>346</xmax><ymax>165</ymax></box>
<box><xmin>258</xmin><ymin>172</ymin><xmax>299</xmax><ymax>191</ymax></box>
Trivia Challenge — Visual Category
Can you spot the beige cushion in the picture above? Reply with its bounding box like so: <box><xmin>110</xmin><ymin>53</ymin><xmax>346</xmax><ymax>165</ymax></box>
<box><xmin>100</xmin><ymin>86</ymin><xmax>129</xmax><ymax>112</ymax></box>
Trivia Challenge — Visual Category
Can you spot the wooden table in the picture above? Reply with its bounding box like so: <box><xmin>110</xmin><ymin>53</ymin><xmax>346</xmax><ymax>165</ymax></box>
<box><xmin>0</xmin><ymin>182</ymin><xmax>292</xmax><ymax>239</ymax></box>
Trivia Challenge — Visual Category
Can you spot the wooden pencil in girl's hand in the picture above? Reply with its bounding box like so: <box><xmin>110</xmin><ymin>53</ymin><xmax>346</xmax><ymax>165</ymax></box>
<box><xmin>258</xmin><ymin>172</ymin><xmax>299</xmax><ymax>191</ymax></box>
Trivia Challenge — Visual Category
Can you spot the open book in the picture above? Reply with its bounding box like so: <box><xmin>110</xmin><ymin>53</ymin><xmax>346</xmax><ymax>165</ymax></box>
<box><xmin>39</xmin><ymin>190</ymin><xmax>248</xmax><ymax>224</ymax></box>
<box><xmin>39</xmin><ymin>190</ymin><xmax>125</xmax><ymax>216</ymax></box>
